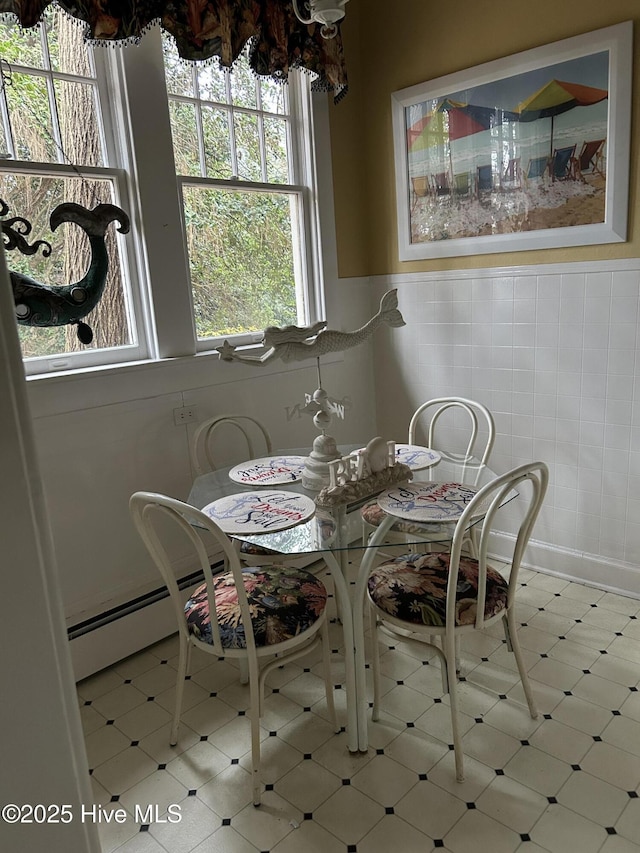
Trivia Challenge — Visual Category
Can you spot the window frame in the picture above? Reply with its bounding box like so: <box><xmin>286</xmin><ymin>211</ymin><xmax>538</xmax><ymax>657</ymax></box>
<box><xmin>0</xmin><ymin>23</ymin><xmax>327</xmax><ymax>377</ymax></box>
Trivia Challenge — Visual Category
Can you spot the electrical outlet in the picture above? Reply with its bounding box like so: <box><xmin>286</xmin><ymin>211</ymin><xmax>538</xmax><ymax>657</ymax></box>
<box><xmin>173</xmin><ymin>406</ymin><xmax>197</xmax><ymax>425</ymax></box>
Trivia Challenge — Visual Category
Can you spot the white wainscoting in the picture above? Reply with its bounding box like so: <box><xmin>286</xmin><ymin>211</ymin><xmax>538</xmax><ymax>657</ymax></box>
<box><xmin>371</xmin><ymin>259</ymin><xmax>640</xmax><ymax>598</ymax></box>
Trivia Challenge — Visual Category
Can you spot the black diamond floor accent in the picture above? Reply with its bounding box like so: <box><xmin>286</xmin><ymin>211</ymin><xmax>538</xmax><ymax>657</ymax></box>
<box><xmin>547</xmin><ymin>796</ymin><xmax>557</xmax><ymax>804</ymax></box>
<box><xmin>520</xmin><ymin>833</ymin><xmax>531</xmax><ymax>842</ymax></box>
<box><xmin>466</xmin><ymin>802</ymin><xmax>476</xmax><ymax>809</ymax></box>
<box><xmin>231</xmin><ymin>758</ymin><xmax>239</xmax><ymax>765</ymax></box>
<box><xmin>200</xmin><ymin>735</ymin><xmax>208</xmax><ymax>742</ymax></box>
<box><xmin>385</xmin><ymin>806</ymin><xmax>395</xmax><ymax>814</ymax></box>
<box><xmin>110</xmin><ymin>795</ymin><xmax>120</xmax><ymax>802</ymax></box>
<box><xmin>342</xmin><ymin>778</ymin><xmax>351</xmax><ymax>785</ymax></box>
<box><xmin>139</xmin><ymin>824</ymin><xmax>150</xmax><ymax>832</ymax></box>
<box><xmin>188</xmin><ymin>789</ymin><xmax>197</xmax><ymax>796</ymax></box>
<box><xmin>418</xmin><ymin>773</ymin><xmax>428</xmax><ymax>781</ymax></box>
<box><xmin>434</xmin><ymin>841</ymin><xmax>444</xmax><ymax>848</ymax></box>
<box><xmin>376</xmin><ymin>748</ymin><xmax>385</xmax><ymax>755</ymax></box>
<box><xmin>304</xmin><ymin>812</ymin><xmax>313</xmax><ymax>820</ymax></box>
<box><xmin>606</xmin><ymin>827</ymin><xmax>617</xmax><ymax>835</ymax></box>
<box><xmin>628</xmin><ymin>791</ymin><xmax>638</xmax><ymax>798</ymax></box>
<box><xmin>222</xmin><ymin>818</ymin><xmax>231</xmax><ymax>826</ymax></box>
<box><xmin>495</xmin><ymin>769</ymin><xmax>505</xmax><ymax>776</ymax></box>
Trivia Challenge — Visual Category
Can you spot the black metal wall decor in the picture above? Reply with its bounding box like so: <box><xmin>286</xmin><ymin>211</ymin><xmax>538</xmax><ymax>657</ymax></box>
<box><xmin>2</xmin><ymin>200</ymin><xmax>130</xmax><ymax>344</ymax></box>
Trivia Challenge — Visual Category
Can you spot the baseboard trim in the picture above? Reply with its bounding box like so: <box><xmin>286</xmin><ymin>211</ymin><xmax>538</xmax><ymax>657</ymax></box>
<box><xmin>492</xmin><ymin>532</ymin><xmax>640</xmax><ymax>600</ymax></box>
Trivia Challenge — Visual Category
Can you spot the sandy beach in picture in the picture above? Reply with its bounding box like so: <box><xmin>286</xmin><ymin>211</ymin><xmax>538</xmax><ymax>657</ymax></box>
<box><xmin>410</xmin><ymin>174</ymin><xmax>606</xmax><ymax>243</ymax></box>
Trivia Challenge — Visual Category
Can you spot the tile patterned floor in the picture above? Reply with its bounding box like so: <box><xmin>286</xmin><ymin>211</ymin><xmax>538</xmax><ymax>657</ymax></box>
<box><xmin>78</xmin><ymin>561</ymin><xmax>640</xmax><ymax>853</ymax></box>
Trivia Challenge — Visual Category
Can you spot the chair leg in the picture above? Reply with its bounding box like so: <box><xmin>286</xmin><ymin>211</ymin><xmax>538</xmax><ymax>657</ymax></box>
<box><xmin>248</xmin><ymin>659</ymin><xmax>262</xmax><ymax>807</ymax></box>
<box><xmin>370</xmin><ymin>608</ymin><xmax>382</xmax><ymax>722</ymax></box>
<box><xmin>171</xmin><ymin>634</ymin><xmax>190</xmax><ymax>746</ymax></box>
<box><xmin>444</xmin><ymin>630</ymin><xmax>465</xmax><ymax>782</ymax></box>
<box><xmin>239</xmin><ymin>658</ymin><xmax>249</xmax><ymax>684</ymax></box>
<box><xmin>504</xmin><ymin>611</ymin><xmax>538</xmax><ymax>719</ymax></box>
<box><xmin>320</xmin><ymin>619</ymin><xmax>339</xmax><ymax>732</ymax></box>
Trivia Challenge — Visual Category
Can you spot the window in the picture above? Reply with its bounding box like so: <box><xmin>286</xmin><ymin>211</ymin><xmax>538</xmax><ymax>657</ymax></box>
<box><xmin>0</xmin><ymin>15</ymin><xmax>323</xmax><ymax>374</ymax></box>
<box><xmin>162</xmin><ymin>35</ymin><xmax>317</xmax><ymax>349</ymax></box>
<box><xmin>0</xmin><ymin>9</ymin><xmax>142</xmax><ymax>371</ymax></box>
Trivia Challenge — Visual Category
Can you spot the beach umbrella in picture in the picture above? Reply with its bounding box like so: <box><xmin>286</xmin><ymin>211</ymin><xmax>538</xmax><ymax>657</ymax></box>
<box><xmin>407</xmin><ymin>99</ymin><xmax>519</xmax><ymax>184</ymax></box>
<box><xmin>515</xmin><ymin>79</ymin><xmax>608</xmax><ymax>158</ymax></box>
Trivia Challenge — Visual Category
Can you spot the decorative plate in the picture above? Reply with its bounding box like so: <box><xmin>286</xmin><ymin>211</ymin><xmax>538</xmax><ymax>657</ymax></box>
<box><xmin>202</xmin><ymin>490</ymin><xmax>316</xmax><ymax>534</ymax></box>
<box><xmin>228</xmin><ymin>455</ymin><xmax>307</xmax><ymax>485</ymax></box>
<box><xmin>378</xmin><ymin>481</ymin><xmax>481</xmax><ymax>522</ymax></box>
<box><xmin>395</xmin><ymin>444</ymin><xmax>441</xmax><ymax>470</ymax></box>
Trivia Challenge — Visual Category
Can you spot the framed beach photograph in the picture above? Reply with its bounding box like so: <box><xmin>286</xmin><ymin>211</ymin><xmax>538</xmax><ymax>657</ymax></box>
<box><xmin>392</xmin><ymin>22</ymin><xmax>632</xmax><ymax>261</ymax></box>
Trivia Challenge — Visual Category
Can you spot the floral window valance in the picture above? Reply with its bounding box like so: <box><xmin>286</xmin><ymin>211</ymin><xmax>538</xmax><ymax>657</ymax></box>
<box><xmin>0</xmin><ymin>0</ymin><xmax>348</xmax><ymax>102</ymax></box>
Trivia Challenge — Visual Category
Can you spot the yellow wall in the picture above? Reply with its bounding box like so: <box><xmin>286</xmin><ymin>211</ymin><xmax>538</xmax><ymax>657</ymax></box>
<box><xmin>329</xmin><ymin>0</ymin><xmax>638</xmax><ymax>277</ymax></box>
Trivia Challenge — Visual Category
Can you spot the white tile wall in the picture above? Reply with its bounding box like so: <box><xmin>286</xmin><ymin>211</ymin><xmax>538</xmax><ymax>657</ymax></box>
<box><xmin>372</xmin><ymin>260</ymin><xmax>640</xmax><ymax>597</ymax></box>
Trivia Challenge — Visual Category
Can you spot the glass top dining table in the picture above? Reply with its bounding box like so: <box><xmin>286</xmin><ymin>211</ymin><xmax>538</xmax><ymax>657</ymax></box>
<box><xmin>186</xmin><ymin>445</ymin><xmax>504</xmax><ymax>753</ymax></box>
<box><xmin>187</xmin><ymin>446</ymin><xmax>500</xmax><ymax>556</ymax></box>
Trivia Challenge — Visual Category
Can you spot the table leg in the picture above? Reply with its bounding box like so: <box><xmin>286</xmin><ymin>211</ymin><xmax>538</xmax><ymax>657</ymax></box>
<box><xmin>352</xmin><ymin>514</ymin><xmax>397</xmax><ymax>752</ymax></box>
<box><xmin>322</xmin><ymin>549</ymin><xmax>360</xmax><ymax>752</ymax></box>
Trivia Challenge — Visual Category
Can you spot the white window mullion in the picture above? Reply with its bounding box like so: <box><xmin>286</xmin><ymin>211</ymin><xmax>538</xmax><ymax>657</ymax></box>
<box><xmin>117</xmin><ymin>28</ymin><xmax>196</xmax><ymax>359</ymax></box>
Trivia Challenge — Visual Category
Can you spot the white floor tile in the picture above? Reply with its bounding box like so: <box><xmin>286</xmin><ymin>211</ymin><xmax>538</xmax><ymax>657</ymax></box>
<box><xmin>530</xmin><ymin>803</ymin><xmax>608</xmax><ymax>853</ymax></box>
<box><xmin>76</xmin><ymin>569</ymin><xmax>640</xmax><ymax>852</ymax></box>
<box><xmin>556</xmin><ymin>769</ymin><xmax>628</xmax><ymax>826</ymax></box>
<box><xmin>445</xmin><ymin>809</ymin><xmax>521</xmax><ymax>853</ymax></box>
<box><xmin>351</xmin><ymin>753</ymin><xmax>418</xmax><ymax>806</ymax></box>
<box><xmin>312</xmin><ymin>784</ymin><xmax>386</xmax><ymax>844</ymax></box>
<box><xmin>475</xmin><ymin>774</ymin><xmax>548</xmax><ymax>833</ymax></box>
<box><xmin>395</xmin><ymin>779</ymin><xmax>466</xmax><ymax>839</ymax></box>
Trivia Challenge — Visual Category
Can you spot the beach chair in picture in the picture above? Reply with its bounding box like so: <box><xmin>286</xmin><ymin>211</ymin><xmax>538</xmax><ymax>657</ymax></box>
<box><xmin>453</xmin><ymin>171</ymin><xmax>472</xmax><ymax>199</ymax></box>
<box><xmin>432</xmin><ymin>171</ymin><xmax>452</xmax><ymax>197</ymax></box>
<box><xmin>475</xmin><ymin>164</ymin><xmax>494</xmax><ymax>199</ymax></box>
<box><xmin>500</xmin><ymin>157</ymin><xmax>521</xmax><ymax>191</ymax></box>
<box><xmin>523</xmin><ymin>155</ymin><xmax>550</xmax><ymax>188</ymax></box>
<box><xmin>574</xmin><ymin>139</ymin><xmax>606</xmax><ymax>181</ymax></box>
<box><xmin>410</xmin><ymin>175</ymin><xmax>431</xmax><ymax>211</ymax></box>
<box><xmin>549</xmin><ymin>145</ymin><xmax>577</xmax><ymax>182</ymax></box>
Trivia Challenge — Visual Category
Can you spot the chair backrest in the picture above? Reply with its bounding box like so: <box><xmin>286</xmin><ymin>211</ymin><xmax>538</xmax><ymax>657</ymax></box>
<box><xmin>446</xmin><ymin>461</ymin><xmax>548</xmax><ymax>630</ymax></box>
<box><xmin>129</xmin><ymin>491</ymin><xmax>257</xmax><ymax>655</ymax></box>
<box><xmin>433</xmin><ymin>172</ymin><xmax>451</xmax><ymax>195</ymax></box>
<box><xmin>453</xmin><ymin>172</ymin><xmax>471</xmax><ymax>196</ymax></box>
<box><xmin>190</xmin><ymin>414</ymin><xmax>273</xmax><ymax>475</ymax></box>
<box><xmin>550</xmin><ymin>145</ymin><xmax>576</xmax><ymax>180</ymax></box>
<box><xmin>525</xmin><ymin>155</ymin><xmax>550</xmax><ymax>180</ymax></box>
<box><xmin>501</xmin><ymin>157</ymin><xmax>521</xmax><ymax>185</ymax></box>
<box><xmin>411</xmin><ymin>175</ymin><xmax>431</xmax><ymax>198</ymax></box>
<box><xmin>408</xmin><ymin>397</ymin><xmax>496</xmax><ymax>465</ymax></box>
<box><xmin>578</xmin><ymin>138</ymin><xmax>605</xmax><ymax>171</ymax></box>
<box><xmin>476</xmin><ymin>164</ymin><xmax>493</xmax><ymax>194</ymax></box>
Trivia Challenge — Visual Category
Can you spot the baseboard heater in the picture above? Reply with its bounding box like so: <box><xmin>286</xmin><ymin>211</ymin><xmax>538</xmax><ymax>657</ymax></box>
<box><xmin>68</xmin><ymin>562</ymin><xmax>223</xmax><ymax>681</ymax></box>
<box><xmin>67</xmin><ymin>564</ymin><xmax>221</xmax><ymax>641</ymax></box>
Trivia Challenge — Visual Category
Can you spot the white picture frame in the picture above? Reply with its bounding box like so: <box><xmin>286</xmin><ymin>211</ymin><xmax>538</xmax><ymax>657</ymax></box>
<box><xmin>392</xmin><ymin>21</ymin><xmax>632</xmax><ymax>260</ymax></box>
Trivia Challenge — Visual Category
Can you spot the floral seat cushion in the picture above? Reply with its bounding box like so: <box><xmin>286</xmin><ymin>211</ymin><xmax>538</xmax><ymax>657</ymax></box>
<box><xmin>367</xmin><ymin>552</ymin><xmax>508</xmax><ymax>628</ymax></box>
<box><xmin>239</xmin><ymin>540</ymin><xmax>280</xmax><ymax>556</ymax></box>
<box><xmin>185</xmin><ymin>566</ymin><xmax>327</xmax><ymax>649</ymax></box>
<box><xmin>361</xmin><ymin>499</ymin><xmax>445</xmax><ymax>537</ymax></box>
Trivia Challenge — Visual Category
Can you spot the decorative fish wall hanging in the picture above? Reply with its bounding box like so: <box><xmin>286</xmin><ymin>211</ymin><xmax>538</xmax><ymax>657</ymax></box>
<box><xmin>217</xmin><ymin>288</ymin><xmax>406</xmax><ymax>365</ymax></box>
<box><xmin>2</xmin><ymin>199</ymin><xmax>130</xmax><ymax>344</ymax></box>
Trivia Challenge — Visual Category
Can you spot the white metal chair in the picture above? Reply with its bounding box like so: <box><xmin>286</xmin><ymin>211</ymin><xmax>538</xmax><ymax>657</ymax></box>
<box><xmin>361</xmin><ymin>397</ymin><xmax>496</xmax><ymax>555</ymax></box>
<box><xmin>361</xmin><ymin>461</ymin><xmax>548</xmax><ymax>782</ymax></box>
<box><xmin>190</xmin><ymin>414</ymin><xmax>273</xmax><ymax>476</ymax></box>
<box><xmin>129</xmin><ymin>491</ymin><xmax>338</xmax><ymax>806</ymax></box>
